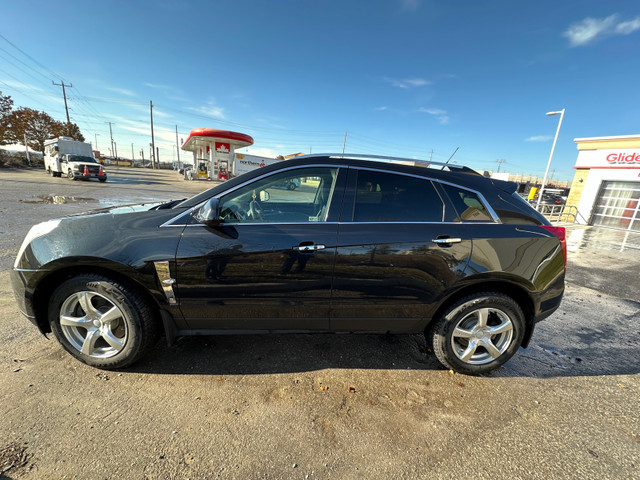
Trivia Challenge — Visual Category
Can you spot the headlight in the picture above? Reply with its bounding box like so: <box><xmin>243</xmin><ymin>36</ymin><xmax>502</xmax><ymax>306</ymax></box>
<box><xmin>14</xmin><ymin>220</ymin><xmax>61</xmax><ymax>268</ymax></box>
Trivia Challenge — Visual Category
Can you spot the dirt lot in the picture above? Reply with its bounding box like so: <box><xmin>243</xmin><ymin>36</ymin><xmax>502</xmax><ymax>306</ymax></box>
<box><xmin>1</xmin><ymin>167</ymin><xmax>639</xmax><ymax>479</ymax></box>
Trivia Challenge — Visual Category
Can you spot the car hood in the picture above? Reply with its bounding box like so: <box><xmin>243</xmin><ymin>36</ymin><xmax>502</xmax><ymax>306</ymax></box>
<box><xmin>66</xmin><ymin>201</ymin><xmax>168</xmax><ymax>218</ymax></box>
<box><xmin>15</xmin><ymin>202</ymin><xmax>191</xmax><ymax>271</ymax></box>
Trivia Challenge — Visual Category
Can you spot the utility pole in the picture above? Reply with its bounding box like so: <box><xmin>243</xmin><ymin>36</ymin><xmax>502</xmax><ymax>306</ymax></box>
<box><xmin>131</xmin><ymin>143</ymin><xmax>135</xmax><ymax>163</ymax></box>
<box><xmin>108</xmin><ymin>122</ymin><xmax>115</xmax><ymax>161</ymax></box>
<box><xmin>94</xmin><ymin>133</ymin><xmax>99</xmax><ymax>150</ymax></box>
<box><xmin>150</xmin><ymin>100</ymin><xmax>156</xmax><ymax>169</ymax></box>
<box><xmin>175</xmin><ymin>125</ymin><xmax>181</xmax><ymax>170</ymax></box>
<box><xmin>52</xmin><ymin>80</ymin><xmax>73</xmax><ymax>124</ymax></box>
<box><xmin>24</xmin><ymin>134</ymin><xmax>31</xmax><ymax>166</ymax></box>
<box><xmin>342</xmin><ymin>131</ymin><xmax>347</xmax><ymax>155</ymax></box>
<box><xmin>429</xmin><ymin>149</ymin><xmax>434</xmax><ymax>162</ymax></box>
<box><xmin>140</xmin><ymin>149</ymin><xmax>145</xmax><ymax>164</ymax></box>
<box><xmin>496</xmin><ymin>159</ymin><xmax>506</xmax><ymax>173</ymax></box>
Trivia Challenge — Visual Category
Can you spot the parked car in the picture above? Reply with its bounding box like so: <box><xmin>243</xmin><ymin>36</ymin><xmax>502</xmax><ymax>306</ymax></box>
<box><xmin>11</xmin><ymin>154</ymin><xmax>566</xmax><ymax>374</ymax></box>
<box><xmin>530</xmin><ymin>193</ymin><xmax>566</xmax><ymax>206</ymax></box>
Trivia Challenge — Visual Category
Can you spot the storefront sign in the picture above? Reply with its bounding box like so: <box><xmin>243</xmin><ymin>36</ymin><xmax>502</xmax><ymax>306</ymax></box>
<box><xmin>606</xmin><ymin>152</ymin><xmax>640</xmax><ymax>164</ymax></box>
<box><xmin>575</xmin><ymin>149</ymin><xmax>640</xmax><ymax>168</ymax></box>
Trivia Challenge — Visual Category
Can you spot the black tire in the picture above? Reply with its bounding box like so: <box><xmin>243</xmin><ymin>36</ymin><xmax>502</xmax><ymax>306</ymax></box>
<box><xmin>428</xmin><ymin>292</ymin><xmax>525</xmax><ymax>375</ymax></box>
<box><xmin>99</xmin><ymin>178</ymin><xmax>107</xmax><ymax>183</ymax></box>
<box><xmin>67</xmin><ymin>169</ymin><xmax>74</xmax><ymax>180</ymax></box>
<box><xmin>48</xmin><ymin>274</ymin><xmax>159</xmax><ymax>369</ymax></box>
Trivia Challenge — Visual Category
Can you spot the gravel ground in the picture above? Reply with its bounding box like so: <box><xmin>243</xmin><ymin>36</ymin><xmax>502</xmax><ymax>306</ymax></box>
<box><xmin>1</xmin><ymin>167</ymin><xmax>638</xmax><ymax>480</ymax></box>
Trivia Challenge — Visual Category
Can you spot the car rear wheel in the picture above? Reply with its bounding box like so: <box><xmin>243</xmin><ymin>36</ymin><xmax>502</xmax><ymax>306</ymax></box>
<box><xmin>428</xmin><ymin>292</ymin><xmax>525</xmax><ymax>375</ymax></box>
<box><xmin>48</xmin><ymin>274</ymin><xmax>159</xmax><ymax>369</ymax></box>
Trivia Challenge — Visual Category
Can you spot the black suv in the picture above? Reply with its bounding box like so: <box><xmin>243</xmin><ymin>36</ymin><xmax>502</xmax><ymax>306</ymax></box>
<box><xmin>12</xmin><ymin>154</ymin><xmax>566</xmax><ymax>374</ymax></box>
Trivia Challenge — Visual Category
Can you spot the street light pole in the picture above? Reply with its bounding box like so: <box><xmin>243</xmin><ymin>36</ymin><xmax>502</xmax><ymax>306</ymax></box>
<box><xmin>537</xmin><ymin>109</ymin><xmax>565</xmax><ymax>209</ymax></box>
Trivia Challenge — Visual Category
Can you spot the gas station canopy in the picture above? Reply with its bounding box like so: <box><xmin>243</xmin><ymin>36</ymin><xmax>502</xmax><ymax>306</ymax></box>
<box><xmin>181</xmin><ymin>128</ymin><xmax>254</xmax><ymax>152</ymax></box>
<box><xmin>181</xmin><ymin>128</ymin><xmax>255</xmax><ymax>180</ymax></box>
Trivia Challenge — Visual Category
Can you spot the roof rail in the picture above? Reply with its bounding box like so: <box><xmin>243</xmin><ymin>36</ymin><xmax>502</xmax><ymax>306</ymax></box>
<box><xmin>295</xmin><ymin>153</ymin><xmax>479</xmax><ymax>174</ymax></box>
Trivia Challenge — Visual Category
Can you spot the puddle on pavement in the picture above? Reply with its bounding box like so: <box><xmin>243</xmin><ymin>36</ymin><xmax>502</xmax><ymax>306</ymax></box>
<box><xmin>567</xmin><ymin>226</ymin><xmax>640</xmax><ymax>253</ymax></box>
<box><xmin>20</xmin><ymin>195</ymin><xmax>99</xmax><ymax>205</ymax></box>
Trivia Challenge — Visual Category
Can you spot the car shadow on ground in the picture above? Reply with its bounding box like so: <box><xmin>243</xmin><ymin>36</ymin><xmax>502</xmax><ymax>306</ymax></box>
<box><xmin>125</xmin><ymin>330</ymin><xmax>640</xmax><ymax>379</ymax></box>
<box><xmin>130</xmin><ymin>333</ymin><xmax>441</xmax><ymax>375</ymax></box>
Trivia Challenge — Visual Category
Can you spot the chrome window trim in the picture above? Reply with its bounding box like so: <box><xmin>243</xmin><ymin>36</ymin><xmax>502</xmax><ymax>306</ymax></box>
<box><xmin>160</xmin><ymin>163</ymin><xmax>346</xmax><ymax>228</ymax></box>
<box><xmin>179</xmin><ymin>220</ymin><xmax>498</xmax><ymax>228</ymax></box>
<box><xmin>160</xmin><ymin>162</ymin><xmax>501</xmax><ymax>228</ymax></box>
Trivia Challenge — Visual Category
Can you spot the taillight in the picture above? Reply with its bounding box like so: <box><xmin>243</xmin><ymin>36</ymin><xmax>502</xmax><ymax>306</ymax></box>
<box><xmin>541</xmin><ymin>225</ymin><xmax>567</xmax><ymax>269</ymax></box>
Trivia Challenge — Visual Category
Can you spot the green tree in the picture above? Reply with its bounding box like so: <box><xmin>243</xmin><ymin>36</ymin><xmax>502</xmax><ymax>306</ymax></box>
<box><xmin>0</xmin><ymin>90</ymin><xmax>13</xmax><ymax>145</ymax></box>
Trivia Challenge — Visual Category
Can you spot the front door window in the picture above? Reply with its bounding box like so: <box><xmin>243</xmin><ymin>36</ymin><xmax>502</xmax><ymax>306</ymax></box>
<box><xmin>219</xmin><ymin>167</ymin><xmax>339</xmax><ymax>224</ymax></box>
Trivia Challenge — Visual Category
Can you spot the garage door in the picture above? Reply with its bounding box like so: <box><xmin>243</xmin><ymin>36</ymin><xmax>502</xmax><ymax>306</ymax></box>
<box><xmin>591</xmin><ymin>181</ymin><xmax>640</xmax><ymax>232</ymax></box>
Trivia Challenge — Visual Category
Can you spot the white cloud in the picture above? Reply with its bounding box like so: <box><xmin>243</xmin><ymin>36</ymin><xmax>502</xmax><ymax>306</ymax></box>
<box><xmin>419</xmin><ymin>107</ymin><xmax>449</xmax><ymax>124</ymax></box>
<box><xmin>615</xmin><ymin>17</ymin><xmax>640</xmax><ymax>34</ymax></box>
<box><xmin>187</xmin><ymin>104</ymin><xmax>225</xmax><ymax>120</ymax></box>
<box><xmin>144</xmin><ymin>82</ymin><xmax>173</xmax><ymax>90</ymax></box>
<box><xmin>564</xmin><ymin>14</ymin><xmax>640</xmax><ymax>47</ymax></box>
<box><xmin>399</xmin><ymin>0</ymin><xmax>420</xmax><ymax>12</ymax></box>
<box><xmin>374</xmin><ymin>106</ymin><xmax>388</xmax><ymax>111</ymax></box>
<box><xmin>385</xmin><ymin>77</ymin><xmax>431</xmax><ymax>89</ymax></box>
<box><xmin>525</xmin><ymin>135</ymin><xmax>553</xmax><ymax>142</ymax></box>
<box><xmin>104</xmin><ymin>86</ymin><xmax>136</xmax><ymax>97</ymax></box>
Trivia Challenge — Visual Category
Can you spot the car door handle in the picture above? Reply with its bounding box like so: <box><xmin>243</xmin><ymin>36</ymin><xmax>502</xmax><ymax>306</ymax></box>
<box><xmin>432</xmin><ymin>237</ymin><xmax>462</xmax><ymax>245</ymax></box>
<box><xmin>293</xmin><ymin>244</ymin><xmax>325</xmax><ymax>252</ymax></box>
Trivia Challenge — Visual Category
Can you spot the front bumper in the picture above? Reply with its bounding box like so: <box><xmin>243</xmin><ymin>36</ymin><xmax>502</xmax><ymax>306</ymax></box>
<box><xmin>72</xmin><ymin>171</ymin><xmax>107</xmax><ymax>181</ymax></box>
<box><xmin>10</xmin><ymin>268</ymin><xmax>42</xmax><ymax>330</ymax></box>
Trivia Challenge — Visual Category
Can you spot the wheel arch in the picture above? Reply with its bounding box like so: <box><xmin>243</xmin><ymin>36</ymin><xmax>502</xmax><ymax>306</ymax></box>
<box><xmin>427</xmin><ymin>280</ymin><xmax>536</xmax><ymax>348</ymax></box>
<box><xmin>32</xmin><ymin>265</ymin><xmax>163</xmax><ymax>335</ymax></box>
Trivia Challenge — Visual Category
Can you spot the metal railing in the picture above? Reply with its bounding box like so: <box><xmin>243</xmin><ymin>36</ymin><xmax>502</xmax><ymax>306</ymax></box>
<box><xmin>532</xmin><ymin>204</ymin><xmax>587</xmax><ymax>224</ymax></box>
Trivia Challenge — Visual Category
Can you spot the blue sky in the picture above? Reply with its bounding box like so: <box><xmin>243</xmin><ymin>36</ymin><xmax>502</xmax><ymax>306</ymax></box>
<box><xmin>2</xmin><ymin>0</ymin><xmax>639</xmax><ymax>181</ymax></box>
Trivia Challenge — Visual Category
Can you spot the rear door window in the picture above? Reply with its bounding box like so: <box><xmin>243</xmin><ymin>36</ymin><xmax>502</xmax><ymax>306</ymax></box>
<box><xmin>351</xmin><ymin>170</ymin><xmax>444</xmax><ymax>222</ymax></box>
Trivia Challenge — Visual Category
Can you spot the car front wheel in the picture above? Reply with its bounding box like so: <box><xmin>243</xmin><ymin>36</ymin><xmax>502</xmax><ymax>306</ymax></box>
<box><xmin>48</xmin><ymin>274</ymin><xmax>159</xmax><ymax>369</ymax></box>
<box><xmin>428</xmin><ymin>292</ymin><xmax>525</xmax><ymax>375</ymax></box>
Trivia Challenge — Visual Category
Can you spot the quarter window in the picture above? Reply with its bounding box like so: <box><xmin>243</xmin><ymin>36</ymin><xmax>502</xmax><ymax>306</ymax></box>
<box><xmin>352</xmin><ymin>170</ymin><xmax>444</xmax><ymax>222</ymax></box>
<box><xmin>441</xmin><ymin>184</ymin><xmax>493</xmax><ymax>222</ymax></box>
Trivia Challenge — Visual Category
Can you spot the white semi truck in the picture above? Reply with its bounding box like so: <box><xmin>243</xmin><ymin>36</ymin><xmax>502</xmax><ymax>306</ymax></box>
<box><xmin>44</xmin><ymin>137</ymin><xmax>107</xmax><ymax>182</ymax></box>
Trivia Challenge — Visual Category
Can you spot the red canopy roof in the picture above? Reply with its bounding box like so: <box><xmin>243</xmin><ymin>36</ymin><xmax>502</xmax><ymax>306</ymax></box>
<box><xmin>182</xmin><ymin>128</ymin><xmax>254</xmax><ymax>151</ymax></box>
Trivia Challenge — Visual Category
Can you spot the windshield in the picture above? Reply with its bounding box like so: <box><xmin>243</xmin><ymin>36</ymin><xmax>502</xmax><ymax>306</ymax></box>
<box><xmin>67</xmin><ymin>155</ymin><xmax>98</xmax><ymax>163</ymax></box>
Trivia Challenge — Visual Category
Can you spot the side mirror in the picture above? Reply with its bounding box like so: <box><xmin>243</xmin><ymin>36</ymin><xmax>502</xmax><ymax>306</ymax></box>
<box><xmin>195</xmin><ymin>197</ymin><xmax>222</xmax><ymax>227</ymax></box>
<box><xmin>259</xmin><ymin>190</ymin><xmax>270</xmax><ymax>202</ymax></box>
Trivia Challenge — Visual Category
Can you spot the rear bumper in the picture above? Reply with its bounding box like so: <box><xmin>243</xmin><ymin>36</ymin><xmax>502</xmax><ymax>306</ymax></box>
<box><xmin>534</xmin><ymin>292</ymin><xmax>563</xmax><ymax>323</ymax></box>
